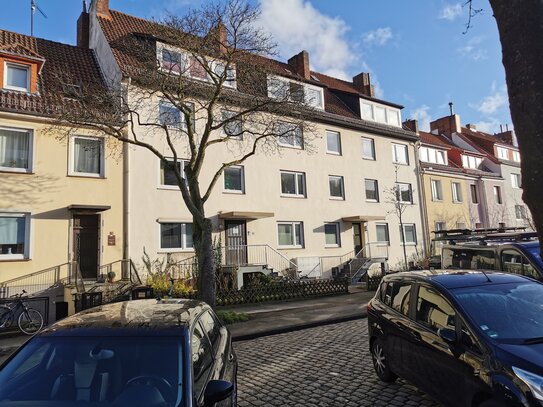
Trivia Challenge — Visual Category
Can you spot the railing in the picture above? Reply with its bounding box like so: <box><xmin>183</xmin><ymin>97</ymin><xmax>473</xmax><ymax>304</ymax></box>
<box><xmin>304</xmin><ymin>250</ymin><xmax>355</xmax><ymax>279</ymax></box>
<box><xmin>0</xmin><ymin>263</ymin><xmax>72</xmax><ymax>298</ymax></box>
<box><xmin>220</xmin><ymin>245</ymin><xmax>299</xmax><ymax>278</ymax></box>
<box><xmin>98</xmin><ymin>259</ymin><xmax>142</xmax><ymax>285</ymax></box>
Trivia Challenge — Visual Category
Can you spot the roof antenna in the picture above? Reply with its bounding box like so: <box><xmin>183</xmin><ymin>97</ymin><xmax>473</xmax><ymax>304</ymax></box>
<box><xmin>31</xmin><ymin>0</ymin><xmax>47</xmax><ymax>37</ymax></box>
<box><xmin>479</xmin><ymin>269</ymin><xmax>492</xmax><ymax>283</ymax></box>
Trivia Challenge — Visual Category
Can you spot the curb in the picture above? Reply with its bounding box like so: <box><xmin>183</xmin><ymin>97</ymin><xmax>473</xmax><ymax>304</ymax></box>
<box><xmin>231</xmin><ymin>312</ymin><xmax>367</xmax><ymax>342</ymax></box>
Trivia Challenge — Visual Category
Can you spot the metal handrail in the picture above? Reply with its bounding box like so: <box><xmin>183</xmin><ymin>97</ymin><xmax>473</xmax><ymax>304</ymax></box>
<box><xmin>221</xmin><ymin>244</ymin><xmax>299</xmax><ymax>277</ymax></box>
<box><xmin>0</xmin><ymin>262</ymin><xmax>71</xmax><ymax>286</ymax></box>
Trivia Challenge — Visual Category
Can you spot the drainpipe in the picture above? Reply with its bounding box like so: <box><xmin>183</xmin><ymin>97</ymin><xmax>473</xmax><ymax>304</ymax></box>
<box><xmin>478</xmin><ymin>176</ymin><xmax>490</xmax><ymax>228</ymax></box>
<box><xmin>414</xmin><ymin>142</ymin><xmax>429</xmax><ymax>257</ymax></box>
<box><xmin>122</xmin><ymin>79</ymin><xmax>131</xmax><ymax>265</ymax></box>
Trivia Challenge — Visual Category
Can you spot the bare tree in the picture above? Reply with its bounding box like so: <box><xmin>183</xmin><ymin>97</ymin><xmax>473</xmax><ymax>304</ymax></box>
<box><xmin>50</xmin><ymin>0</ymin><xmax>317</xmax><ymax>307</ymax></box>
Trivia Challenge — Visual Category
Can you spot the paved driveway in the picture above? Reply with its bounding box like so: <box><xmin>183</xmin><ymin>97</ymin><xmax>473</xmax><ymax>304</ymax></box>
<box><xmin>234</xmin><ymin>319</ymin><xmax>441</xmax><ymax>407</ymax></box>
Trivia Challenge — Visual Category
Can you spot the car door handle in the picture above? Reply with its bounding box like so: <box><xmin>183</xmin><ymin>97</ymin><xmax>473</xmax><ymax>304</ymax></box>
<box><xmin>228</xmin><ymin>353</ymin><xmax>235</xmax><ymax>362</ymax></box>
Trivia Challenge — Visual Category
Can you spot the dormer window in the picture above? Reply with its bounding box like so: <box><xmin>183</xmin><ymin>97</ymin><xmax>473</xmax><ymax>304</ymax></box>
<box><xmin>4</xmin><ymin>62</ymin><xmax>30</xmax><ymax>92</ymax></box>
<box><xmin>461</xmin><ymin>154</ymin><xmax>482</xmax><ymax>169</ymax></box>
<box><xmin>420</xmin><ymin>147</ymin><xmax>447</xmax><ymax>165</ymax></box>
<box><xmin>496</xmin><ymin>146</ymin><xmax>509</xmax><ymax>160</ymax></box>
<box><xmin>360</xmin><ymin>100</ymin><xmax>401</xmax><ymax>127</ymax></box>
<box><xmin>267</xmin><ymin>75</ymin><xmax>324</xmax><ymax>109</ymax></box>
<box><xmin>162</xmin><ymin>49</ymin><xmax>184</xmax><ymax>73</ymax></box>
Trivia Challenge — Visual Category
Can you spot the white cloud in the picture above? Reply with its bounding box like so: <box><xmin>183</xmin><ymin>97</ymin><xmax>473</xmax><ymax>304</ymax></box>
<box><xmin>410</xmin><ymin>105</ymin><xmax>432</xmax><ymax>132</ymax></box>
<box><xmin>474</xmin><ymin>118</ymin><xmax>501</xmax><ymax>134</ymax></box>
<box><xmin>363</xmin><ymin>27</ymin><xmax>393</xmax><ymax>47</ymax></box>
<box><xmin>438</xmin><ymin>3</ymin><xmax>463</xmax><ymax>21</ymax></box>
<box><xmin>457</xmin><ymin>36</ymin><xmax>487</xmax><ymax>61</ymax></box>
<box><xmin>258</xmin><ymin>0</ymin><xmax>356</xmax><ymax>80</ymax></box>
<box><xmin>473</xmin><ymin>84</ymin><xmax>508</xmax><ymax>115</ymax></box>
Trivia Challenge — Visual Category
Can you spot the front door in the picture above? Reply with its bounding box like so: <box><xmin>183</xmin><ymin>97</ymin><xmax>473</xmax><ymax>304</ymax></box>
<box><xmin>73</xmin><ymin>214</ymin><xmax>100</xmax><ymax>279</ymax></box>
<box><xmin>224</xmin><ymin>220</ymin><xmax>247</xmax><ymax>265</ymax></box>
<box><xmin>353</xmin><ymin>223</ymin><xmax>363</xmax><ymax>255</ymax></box>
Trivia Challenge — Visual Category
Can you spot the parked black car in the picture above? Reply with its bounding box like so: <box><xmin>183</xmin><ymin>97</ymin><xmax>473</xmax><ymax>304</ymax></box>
<box><xmin>368</xmin><ymin>270</ymin><xmax>543</xmax><ymax>407</ymax></box>
<box><xmin>0</xmin><ymin>298</ymin><xmax>237</xmax><ymax>407</ymax></box>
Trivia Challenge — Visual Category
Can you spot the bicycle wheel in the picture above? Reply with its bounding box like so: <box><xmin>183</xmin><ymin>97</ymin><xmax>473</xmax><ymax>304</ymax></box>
<box><xmin>18</xmin><ymin>308</ymin><xmax>44</xmax><ymax>335</ymax></box>
<box><xmin>0</xmin><ymin>305</ymin><xmax>13</xmax><ymax>329</ymax></box>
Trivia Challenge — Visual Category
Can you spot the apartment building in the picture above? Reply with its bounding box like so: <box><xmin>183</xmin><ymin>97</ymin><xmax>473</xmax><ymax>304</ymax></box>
<box><xmin>80</xmin><ymin>0</ymin><xmax>423</xmax><ymax>276</ymax></box>
<box><xmin>0</xmin><ymin>29</ymin><xmax>123</xmax><ymax>286</ymax></box>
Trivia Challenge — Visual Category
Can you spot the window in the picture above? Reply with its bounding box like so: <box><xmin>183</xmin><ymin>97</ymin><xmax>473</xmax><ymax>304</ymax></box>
<box><xmin>400</xmin><ymin>224</ymin><xmax>417</xmax><ymax>245</ymax></box>
<box><xmin>416</xmin><ymin>286</ymin><xmax>456</xmax><ymax>333</ymax></box>
<box><xmin>396</xmin><ymin>183</ymin><xmax>413</xmax><ymax>204</ymax></box>
<box><xmin>431</xmin><ymin>179</ymin><xmax>443</xmax><ymax>201</ymax></box>
<box><xmin>452</xmin><ymin>182</ymin><xmax>463</xmax><ymax>203</ymax></box>
<box><xmin>361</xmin><ymin>137</ymin><xmax>375</xmax><ymax>160</ymax></box>
<box><xmin>461</xmin><ymin>155</ymin><xmax>482</xmax><ymax>169</ymax></box>
<box><xmin>329</xmin><ymin>176</ymin><xmax>345</xmax><ymax>199</ymax></box>
<box><xmin>420</xmin><ymin>147</ymin><xmax>447</xmax><ymax>165</ymax></box>
<box><xmin>4</xmin><ymin>63</ymin><xmax>30</xmax><ymax>92</ymax></box>
<box><xmin>392</xmin><ymin>143</ymin><xmax>409</xmax><ymax>165</ymax></box>
<box><xmin>159</xmin><ymin>101</ymin><xmax>195</xmax><ymax>130</ymax></box>
<box><xmin>192</xmin><ymin>321</ymin><xmax>214</xmax><ymax>397</ymax></box>
<box><xmin>456</xmin><ymin>222</ymin><xmax>467</xmax><ymax>229</ymax></box>
<box><xmin>360</xmin><ymin>100</ymin><xmax>401</xmax><ymax>127</ymax></box>
<box><xmin>0</xmin><ymin>213</ymin><xmax>29</xmax><ymax>260</ymax></box>
<box><xmin>324</xmin><ymin>223</ymin><xmax>340</xmax><ymax>247</ymax></box>
<box><xmin>267</xmin><ymin>75</ymin><xmax>324</xmax><ymax>109</ymax></box>
<box><xmin>160</xmin><ymin>222</ymin><xmax>193</xmax><ymax>250</ymax></box>
<box><xmin>435</xmin><ymin>221</ymin><xmax>446</xmax><ymax>231</ymax></box>
<box><xmin>376</xmin><ymin>223</ymin><xmax>390</xmax><ymax>245</ymax></box>
<box><xmin>512</xmin><ymin>151</ymin><xmax>521</xmax><ymax>162</ymax></box>
<box><xmin>515</xmin><ymin>205</ymin><xmax>527</xmax><ymax>220</ymax></box>
<box><xmin>70</xmin><ymin>136</ymin><xmax>104</xmax><ymax>177</ymax></box>
<box><xmin>277</xmin><ymin>222</ymin><xmax>304</xmax><ymax>248</ymax></box>
<box><xmin>211</xmin><ymin>61</ymin><xmax>236</xmax><ymax>88</ymax></box>
<box><xmin>494</xmin><ymin>186</ymin><xmax>503</xmax><ymax>204</ymax></box>
<box><xmin>280</xmin><ymin>171</ymin><xmax>306</xmax><ymax>197</ymax></box>
<box><xmin>0</xmin><ymin>127</ymin><xmax>32</xmax><ymax>172</ymax></box>
<box><xmin>221</xmin><ymin>110</ymin><xmax>242</xmax><ymax>139</ymax></box>
<box><xmin>276</xmin><ymin>122</ymin><xmax>303</xmax><ymax>149</ymax></box>
<box><xmin>161</xmin><ymin>49</ymin><xmax>185</xmax><ymax>73</ymax></box>
<box><xmin>224</xmin><ymin>166</ymin><xmax>244</xmax><ymax>193</ymax></box>
<box><xmin>326</xmin><ymin>131</ymin><xmax>341</xmax><ymax>155</ymax></box>
<box><xmin>160</xmin><ymin>158</ymin><xmax>188</xmax><ymax>187</ymax></box>
<box><xmin>304</xmin><ymin>85</ymin><xmax>324</xmax><ymax>109</ymax></box>
<box><xmin>497</xmin><ymin>146</ymin><xmax>509</xmax><ymax>160</ymax></box>
<box><xmin>365</xmin><ymin>179</ymin><xmax>379</xmax><ymax>202</ymax></box>
<box><xmin>390</xmin><ymin>282</ymin><xmax>411</xmax><ymax>317</ymax></box>
<box><xmin>470</xmin><ymin>184</ymin><xmax>479</xmax><ymax>204</ymax></box>
<box><xmin>511</xmin><ymin>173</ymin><xmax>521</xmax><ymax>189</ymax></box>
<box><xmin>501</xmin><ymin>249</ymin><xmax>539</xmax><ymax>280</ymax></box>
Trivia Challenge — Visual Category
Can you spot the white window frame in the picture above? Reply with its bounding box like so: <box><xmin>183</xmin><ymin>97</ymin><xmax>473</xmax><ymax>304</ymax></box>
<box><xmin>512</xmin><ymin>151</ymin><xmax>521</xmax><ymax>162</ymax></box>
<box><xmin>420</xmin><ymin>147</ymin><xmax>447</xmax><ymax>165</ymax></box>
<box><xmin>158</xmin><ymin>221</ymin><xmax>194</xmax><ymax>252</ymax></box>
<box><xmin>360</xmin><ymin>100</ymin><xmax>402</xmax><ymax>127</ymax></box>
<box><xmin>4</xmin><ymin>62</ymin><xmax>30</xmax><ymax>92</ymax></box>
<box><xmin>277</xmin><ymin>221</ymin><xmax>304</xmax><ymax>249</ymax></box>
<box><xmin>68</xmin><ymin>135</ymin><xmax>105</xmax><ymax>178</ymax></box>
<box><xmin>431</xmin><ymin>179</ymin><xmax>443</xmax><ymax>201</ymax></box>
<box><xmin>276</xmin><ymin>121</ymin><xmax>303</xmax><ymax>149</ymax></box>
<box><xmin>326</xmin><ymin>130</ymin><xmax>341</xmax><ymax>155</ymax></box>
<box><xmin>329</xmin><ymin>175</ymin><xmax>345</xmax><ymax>200</ymax></box>
<box><xmin>435</xmin><ymin>221</ymin><xmax>446</xmax><ymax>232</ymax></box>
<box><xmin>221</xmin><ymin>109</ymin><xmax>243</xmax><ymax>139</ymax></box>
<box><xmin>392</xmin><ymin>143</ymin><xmax>409</xmax><ymax>165</ymax></box>
<box><xmin>223</xmin><ymin>165</ymin><xmax>245</xmax><ymax>194</ymax></box>
<box><xmin>159</xmin><ymin>157</ymin><xmax>188</xmax><ymax>190</ymax></box>
<box><xmin>396</xmin><ymin>182</ymin><xmax>413</xmax><ymax>204</ymax></box>
<box><xmin>324</xmin><ymin>222</ymin><xmax>341</xmax><ymax>247</ymax></box>
<box><xmin>267</xmin><ymin>75</ymin><xmax>324</xmax><ymax>109</ymax></box>
<box><xmin>470</xmin><ymin>184</ymin><xmax>479</xmax><ymax>204</ymax></box>
<box><xmin>400</xmin><ymin>224</ymin><xmax>417</xmax><ymax>245</ymax></box>
<box><xmin>515</xmin><ymin>205</ymin><xmax>527</xmax><ymax>220</ymax></box>
<box><xmin>494</xmin><ymin>186</ymin><xmax>503</xmax><ymax>204</ymax></box>
<box><xmin>0</xmin><ymin>212</ymin><xmax>31</xmax><ymax>260</ymax></box>
<box><xmin>451</xmin><ymin>182</ymin><xmax>463</xmax><ymax>203</ymax></box>
<box><xmin>0</xmin><ymin>126</ymin><xmax>34</xmax><ymax>173</ymax></box>
<box><xmin>511</xmin><ymin>173</ymin><xmax>521</xmax><ymax>189</ymax></box>
<box><xmin>462</xmin><ymin>155</ymin><xmax>482</xmax><ymax>169</ymax></box>
<box><xmin>375</xmin><ymin>223</ymin><xmax>390</xmax><ymax>246</ymax></box>
<box><xmin>361</xmin><ymin>137</ymin><xmax>376</xmax><ymax>160</ymax></box>
<box><xmin>280</xmin><ymin>171</ymin><xmax>306</xmax><ymax>198</ymax></box>
<box><xmin>365</xmin><ymin>179</ymin><xmax>379</xmax><ymax>202</ymax></box>
<box><xmin>497</xmin><ymin>146</ymin><xmax>509</xmax><ymax>160</ymax></box>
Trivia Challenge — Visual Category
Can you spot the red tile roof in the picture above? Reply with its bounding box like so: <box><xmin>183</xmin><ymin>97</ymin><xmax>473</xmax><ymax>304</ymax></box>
<box><xmin>419</xmin><ymin>131</ymin><xmax>453</xmax><ymax>148</ymax></box>
<box><xmin>0</xmin><ymin>29</ymin><xmax>105</xmax><ymax>117</ymax></box>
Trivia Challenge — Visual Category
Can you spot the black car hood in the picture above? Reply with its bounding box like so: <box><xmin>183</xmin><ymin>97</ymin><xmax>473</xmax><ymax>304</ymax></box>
<box><xmin>497</xmin><ymin>342</ymin><xmax>543</xmax><ymax>375</ymax></box>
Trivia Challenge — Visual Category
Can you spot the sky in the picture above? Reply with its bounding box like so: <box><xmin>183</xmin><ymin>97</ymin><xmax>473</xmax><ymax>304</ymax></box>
<box><xmin>0</xmin><ymin>0</ymin><xmax>512</xmax><ymax>134</ymax></box>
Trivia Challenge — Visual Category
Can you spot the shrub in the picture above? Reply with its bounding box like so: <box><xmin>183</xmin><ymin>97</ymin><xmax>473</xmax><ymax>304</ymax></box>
<box><xmin>216</xmin><ymin>311</ymin><xmax>250</xmax><ymax>325</ymax></box>
<box><xmin>146</xmin><ymin>273</ymin><xmax>194</xmax><ymax>297</ymax></box>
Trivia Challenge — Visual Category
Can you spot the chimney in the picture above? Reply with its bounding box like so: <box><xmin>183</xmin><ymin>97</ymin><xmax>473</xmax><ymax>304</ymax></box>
<box><xmin>288</xmin><ymin>51</ymin><xmax>311</xmax><ymax>80</ymax></box>
<box><xmin>496</xmin><ymin>129</ymin><xmax>516</xmax><ymax>146</ymax></box>
<box><xmin>352</xmin><ymin>72</ymin><xmax>375</xmax><ymax>97</ymax></box>
<box><xmin>430</xmin><ymin>114</ymin><xmax>461</xmax><ymax>138</ymax></box>
<box><xmin>77</xmin><ymin>1</ymin><xmax>89</xmax><ymax>48</ymax></box>
<box><xmin>212</xmin><ymin>23</ymin><xmax>227</xmax><ymax>54</ymax></box>
<box><xmin>403</xmin><ymin>119</ymin><xmax>419</xmax><ymax>134</ymax></box>
<box><xmin>466</xmin><ymin>123</ymin><xmax>477</xmax><ymax>131</ymax></box>
<box><xmin>93</xmin><ymin>0</ymin><xmax>111</xmax><ymax>19</ymax></box>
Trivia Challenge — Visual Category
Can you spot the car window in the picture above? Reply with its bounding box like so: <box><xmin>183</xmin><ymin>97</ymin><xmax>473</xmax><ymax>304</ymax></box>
<box><xmin>444</xmin><ymin>248</ymin><xmax>496</xmax><ymax>270</ymax></box>
<box><xmin>378</xmin><ymin>281</ymin><xmax>388</xmax><ymax>302</ymax></box>
<box><xmin>502</xmin><ymin>249</ymin><xmax>540</xmax><ymax>280</ymax></box>
<box><xmin>192</xmin><ymin>321</ymin><xmax>214</xmax><ymax>398</ymax></box>
<box><xmin>460</xmin><ymin>320</ymin><xmax>481</xmax><ymax>355</ymax></box>
<box><xmin>389</xmin><ymin>282</ymin><xmax>411</xmax><ymax>317</ymax></box>
<box><xmin>11</xmin><ymin>342</ymin><xmax>50</xmax><ymax>378</ymax></box>
<box><xmin>199</xmin><ymin>310</ymin><xmax>222</xmax><ymax>353</ymax></box>
<box><xmin>416</xmin><ymin>285</ymin><xmax>456</xmax><ymax>333</ymax></box>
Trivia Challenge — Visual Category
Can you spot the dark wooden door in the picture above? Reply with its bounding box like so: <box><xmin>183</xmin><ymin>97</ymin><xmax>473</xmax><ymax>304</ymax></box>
<box><xmin>225</xmin><ymin>220</ymin><xmax>247</xmax><ymax>265</ymax></box>
<box><xmin>353</xmin><ymin>223</ymin><xmax>363</xmax><ymax>255</ymax></box>
<box><xmin>73</xmin><ymin>214</ymin><xmax>100</xmax><ymax>279</ymax></box>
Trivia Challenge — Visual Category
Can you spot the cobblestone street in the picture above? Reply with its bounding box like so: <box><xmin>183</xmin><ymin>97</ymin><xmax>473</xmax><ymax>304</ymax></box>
<box><xmin>234</xmin><ymin>319</ymin><xmax>442</xmax><ymax>407</ymax></box>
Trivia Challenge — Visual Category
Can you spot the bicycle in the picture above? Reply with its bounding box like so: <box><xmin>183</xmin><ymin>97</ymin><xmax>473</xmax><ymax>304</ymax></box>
<box><xmin>0</xmin><ymin>290</ymin><xmax>44</xmax><ymax>335</ymax></box>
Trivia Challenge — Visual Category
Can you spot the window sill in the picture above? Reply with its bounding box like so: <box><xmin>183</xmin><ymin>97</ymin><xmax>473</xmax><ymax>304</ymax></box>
<box><xmin>157</xmin><ymin>185</ymin><xmax>181</xmax><ymax>191</ymax></box>
<box><xmin>68</xmin><ymin>173</ymin><xmax>106</xmax><ymax>179</ymax></box>
<box><xmin>326</xmin><ymin>151</ymin><xmax>342</xmax><ymax>156</ymax></box>
<box><xmin>157</xmin><ymin>249</ymin><xmax>194</xmax><ymax>254</ymax></box>
<box><xmin>278</xmin><ymin>246</ymin><xmax>304</xmax><ymax>250</ymax></box>
<box><xmin>279</xmin><ymin>145</ymin><xmax>303</xmax><ymax>150</ymax></box>
<box><xmin>376</xmin><ymin>242</ymin><xmax>390</xmax><ymax>247</ymax></box>
<box><xmin>325</xmin><ymin>245</ymin><xmax>341</xmax><ymax>249</ymax></box>
<box><xmin>392</xmin><ymin>161</ymin><xmax>409</xmax><ymax>166</ymax></box>
<box><xmin>452</xmin><ymin>201</ymin><xmax>464</xmax><ymax>204</ymax></box>
<box><xmin>3</xmin><ymin>86</ymin><xmax>31</xmax><ymax>93</ymax></box>
<box><xmin>329</xmin><ymin>197</ymin><xmax>345</xmax><ymax>201</ymax></box>
<box><xmin>0</xmin><ymin>169</ymin><xmax>33</xmax><ymax>174</ymax></box>
<box><xmin>432</xmin><ymin>199</ymin><xmax>443</xmax><ymax>202</ymax></box>
<box><xmin>400</xmin><ymin>243</ymin><xmax>417</xmax><ymax>246</ymax></box>
<box><xmin>223</xmin><ymin>190</ymin><xmax>245</xmax><ymax>195</ymax></box>
<box><xmin>366</xmin><ymin>199</ymin><xmax>379</xmax><ymax>203</ymax></box>
<box><xmin>0</xmin><ymin>257</ymin><xmax>30</xmax><ymax>262</ymax></box>
<box><xmin>362</xmin><ymin>156</ymin><xmax>376</xmax><ymax>161</ymax></box>
<box><xmin>280</xmin><ymin>195</ymin><xmax>306</xmax><ymax>199</ymax></box>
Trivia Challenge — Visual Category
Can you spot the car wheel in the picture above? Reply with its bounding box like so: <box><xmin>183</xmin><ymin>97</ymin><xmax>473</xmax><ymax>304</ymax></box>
<box><xmin>479</xmin><ymin>399</ymin><xmax>508</xmax><ymax>407</ymax></box>
<box><xmin>371</xmin><ymin>338</ymin><xmax>397</xmax><ymax>383</ymax></box>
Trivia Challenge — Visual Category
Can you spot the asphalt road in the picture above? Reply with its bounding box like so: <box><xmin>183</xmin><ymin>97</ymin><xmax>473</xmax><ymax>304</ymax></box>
<box><xmin>234</xmin><ymin>318</ymin><xmax>442</xmax><ymax>407</ymax></box>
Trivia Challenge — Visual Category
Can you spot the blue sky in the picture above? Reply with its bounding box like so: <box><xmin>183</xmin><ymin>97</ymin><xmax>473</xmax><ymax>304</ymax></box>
<box><xmin>1</xmin><ymin>0</ymin><xmax>511</xmax><ymax>134</ymax></box>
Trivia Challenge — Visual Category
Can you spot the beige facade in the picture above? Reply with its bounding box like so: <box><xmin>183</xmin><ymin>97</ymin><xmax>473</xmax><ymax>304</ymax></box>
<box><xmin>0</xmin><ymin>113</ymin><xmax>124</xmax><ymax>284</ymax></box>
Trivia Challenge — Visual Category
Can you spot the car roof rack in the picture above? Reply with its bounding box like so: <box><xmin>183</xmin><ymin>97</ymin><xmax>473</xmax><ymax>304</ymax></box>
<box><xmin>431</xmin><ymin>227</ymin><xmax>537</xmax><ymax>245</ymax></box>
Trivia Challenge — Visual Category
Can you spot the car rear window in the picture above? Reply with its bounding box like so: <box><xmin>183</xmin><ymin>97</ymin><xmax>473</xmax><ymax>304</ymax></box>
<box><xmin>442</xmin><ymin>248</ymin><xmax>496</xmax><ymax>270</ymax></box>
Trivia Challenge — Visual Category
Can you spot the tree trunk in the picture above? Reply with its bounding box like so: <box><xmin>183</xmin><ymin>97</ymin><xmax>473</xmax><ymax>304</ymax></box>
<box><xmin>194</xmin><ymin>217</ymin><xmax>216</xmax><ymax>307</ymax></box>
<box><xmin>489</xmin><ymin>0</ymin><xmax>543</xmax><ymax>251</ymax></box>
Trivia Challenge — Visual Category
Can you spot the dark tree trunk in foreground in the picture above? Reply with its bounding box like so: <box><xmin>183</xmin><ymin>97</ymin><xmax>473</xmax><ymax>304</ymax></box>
<box><xmin>490</xmin><ymin>0</ymin><xmax>543</xmax><ymax>249</ymax></box>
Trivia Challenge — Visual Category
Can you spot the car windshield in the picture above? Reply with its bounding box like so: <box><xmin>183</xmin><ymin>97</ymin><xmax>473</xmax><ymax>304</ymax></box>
<box><xmin>526</xmin><ymin>246</ymin><xmax>543</xmax><ymax>269</ymax></box>
<box><xmin>0</xmin><ymin>336</ymin><xmax>184</xmax><ymax>407</ymax></box>
<box><xmin>453</xmin><ymin>282</ymin><xmax>543</xmax><ymax>343</ymax></box>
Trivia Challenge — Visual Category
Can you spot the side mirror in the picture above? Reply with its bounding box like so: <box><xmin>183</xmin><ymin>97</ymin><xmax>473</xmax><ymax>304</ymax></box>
<box><xmin>438</xmin><ymin>327</ymin><xmax>457</xmax><ymax>344</ymax></box>
<box><xmin>203</xmin><ymin>380</ymin><xmax>234</xmax><ymax>406</ymax></box>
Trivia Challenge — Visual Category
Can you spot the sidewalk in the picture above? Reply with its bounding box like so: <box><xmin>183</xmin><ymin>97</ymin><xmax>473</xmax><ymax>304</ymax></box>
<box><xmin>0</xmin><ymin>287</ymin><xmax>376</xmax><ymax>360</ymax></box>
